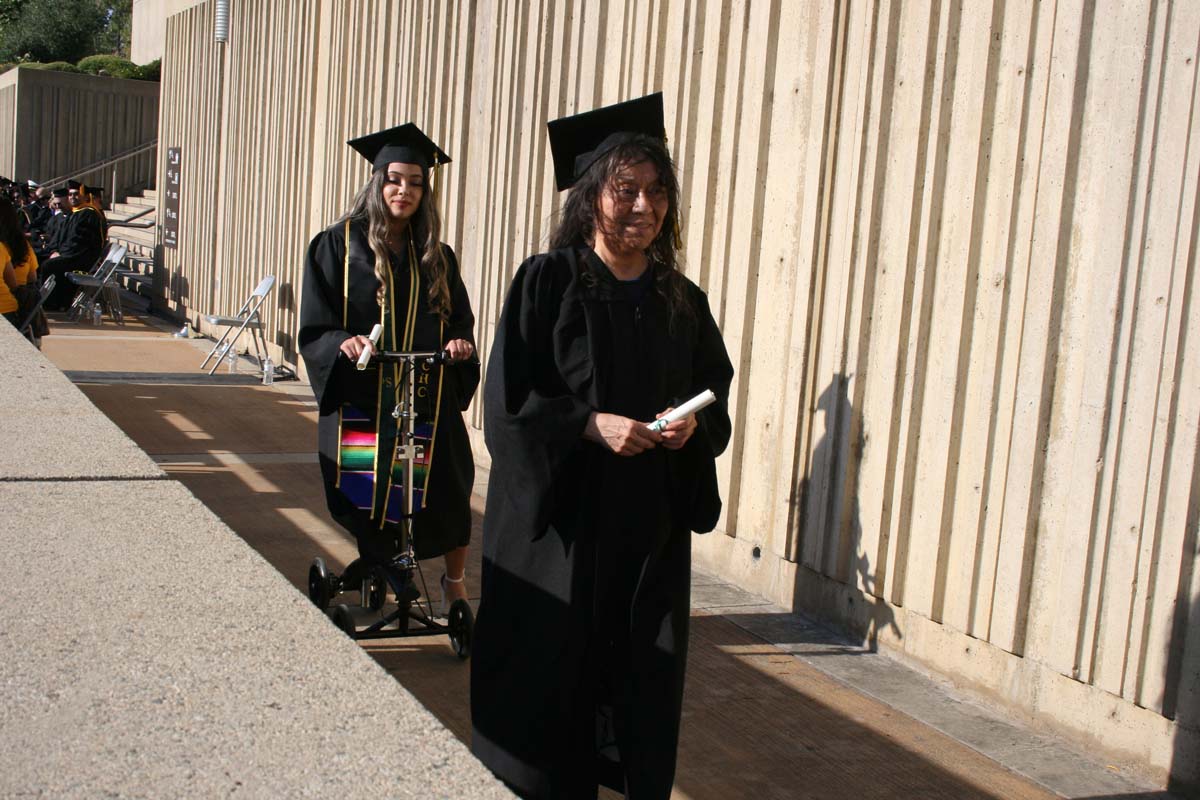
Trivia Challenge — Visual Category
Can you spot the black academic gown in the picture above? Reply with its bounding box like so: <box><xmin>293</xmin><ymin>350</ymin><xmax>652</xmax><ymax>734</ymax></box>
<box><xmin>298</xmin><ymin>218</ymin><xmax>478</xmax><ymax>565</ymax></box>
<box><xmin>26</xmin><ymin>203</ymin><xmax>50</xmax><ymax>236</ymax></box>
<box><xmin>42</xmin><ymin>207</ymin><xmax>105</xmax><ymax>309</ymax></box>
<box><xmin>35</xmin><ymin>212</ymin><xmax>67</xmax><ymax>259</ymax></box>
<box><xmin>470</xmin><ymin>247</ymin><xmax>734</xmax><ymax>800</ymax></box>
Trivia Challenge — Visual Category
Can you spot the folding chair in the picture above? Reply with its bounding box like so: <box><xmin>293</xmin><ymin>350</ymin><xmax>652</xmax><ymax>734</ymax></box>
<box><xmin>200</xmin><ymin>275</ymin><xmax>276</xmax><ymax>375</ymax></box>
<box><xmin>17</xmin><ymin>274</ymin><xmax>55</xmax><ymax>342</ymax></box>
<box><xmin>66</xmin><ymin>244</ymin><xmax>128</xmax><ymax>323</ymax></box>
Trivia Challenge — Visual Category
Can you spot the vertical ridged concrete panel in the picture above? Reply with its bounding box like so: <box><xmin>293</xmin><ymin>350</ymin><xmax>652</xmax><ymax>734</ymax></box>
<box><xmin>154</xmin><ymin>0</ymin><xmax>1200</xmax><ymax>786</ymax></box>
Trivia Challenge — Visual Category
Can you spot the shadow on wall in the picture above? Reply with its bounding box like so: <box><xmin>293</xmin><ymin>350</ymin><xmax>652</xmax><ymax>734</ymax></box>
<box><xmin>1161</xmin><ymin>434</ymin><xmax>1199</xmax><ymax>799</ymax></box>
<box><xmin>794</xmin><ymin>373</ymin><xmax>900</xmax><ymax>652</ymax></box>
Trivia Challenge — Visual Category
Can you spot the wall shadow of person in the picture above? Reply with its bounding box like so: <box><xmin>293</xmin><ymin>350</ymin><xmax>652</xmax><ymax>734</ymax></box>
<box><xmin>793</xmin><ymin>373</ymin><xmax>900</xmax><ymax>653</ymax></box>
<box><xmin>1158</xmin><ymin>442</ymin><xmax>1200</xmax><ymax>798</ymax></box>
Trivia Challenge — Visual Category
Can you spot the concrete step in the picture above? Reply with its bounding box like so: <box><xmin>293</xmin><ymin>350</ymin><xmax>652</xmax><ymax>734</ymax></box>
<box><xmin>108</xmin><ymin>211</ymin><xmax>154</xmax><ymax>226</ymax></box>
<box><xmin>119</xmin><ymin>253</ymin><xmax>155</xmax><ymax>275</ymax></box>
<box><xmin>120</xmin><ymin>195</ymin><xmax>157</xmax><ymax>210</ymax></box>
<box><xmin>110</xmin><ymin>201</ymin><xmax>155</xmax><ymax>218</ymax></box>
<box><xmin>115</xmin><ymin>268</ymin><xmax>154</xmax><ymax>299</ymax></box>
<box><xmin>109</xmin><ymin>226</ymin><xmax>155</xmax><ymax>249</ymax></box>
<box><xmin>141</xmin><ymin>188</ymin><xmax>157</xmax><ymax>201</ymax></box>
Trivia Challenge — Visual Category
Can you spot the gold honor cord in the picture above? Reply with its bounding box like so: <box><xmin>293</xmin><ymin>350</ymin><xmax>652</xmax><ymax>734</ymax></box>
<box><xmin>375</xmin><ymin>248</ymin><xmax>398</xmax><ymax>529</ymax></box>
<box><xmin>335</xmin><ymin>219</ymin><xmax>352</xmax><ymax>489</ymax></box>
<box><xmin>378</xmin><ymin>234</ymin><xmax>420</xmax><ymax>530</ymax></box>
<box><xmin>403</xmin><ymin>235</ymin><xmax>419</xmax><ymax>349</ymax></box>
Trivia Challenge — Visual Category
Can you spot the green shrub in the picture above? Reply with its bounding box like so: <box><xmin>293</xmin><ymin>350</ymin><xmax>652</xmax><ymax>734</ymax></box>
<box><xmin>23</xmin><ymin>60</ymin><xmax>79</xmax><ymax>73</ymax></box>
<box><xmin>76</xmin><ymin>54</ymin><xmax>138</xmax><ymax>79</ymax></box>
<box><xmin>135</xmin><ymin>58</ymin><xmax>160</xmax><ymax>81</ymax></box>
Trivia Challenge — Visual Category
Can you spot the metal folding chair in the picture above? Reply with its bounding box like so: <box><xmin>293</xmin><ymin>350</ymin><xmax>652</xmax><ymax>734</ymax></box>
<box><xmin>17</xmin><ymin>274</ymin><xmax>55</xmax><ymax>342</ymax></box>
<box><xmin>66</xmin><ymin>244</ymin><xmax>128</xmax><ymax>323</ymax></box>
<box><xmin>200</xmin><ymin>275</ymin><xmax>276</xmax><ymax>375</ymax></box>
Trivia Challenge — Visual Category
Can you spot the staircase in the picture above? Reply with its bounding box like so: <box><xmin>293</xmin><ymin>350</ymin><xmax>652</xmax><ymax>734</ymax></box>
<box><xmin>105</xmin><ymin>189</ymin><xmax>158</xmax><ymax>308</ymax></box>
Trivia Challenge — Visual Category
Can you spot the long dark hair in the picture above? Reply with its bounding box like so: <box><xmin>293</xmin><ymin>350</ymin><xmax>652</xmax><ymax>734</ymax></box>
<box><xmin>0</xmin><ymin>196</ymin><xmax>30</xmax><ymax>265</ymax></box>
<box><xmin>341</xmin><ymin>169</ymin><xmax>452</xmax><ymax>318</ymax></box>
<box><xmin>549</xmin><ymin>134</ymin><xmax>693</xmax><ymax>328</ymax></box>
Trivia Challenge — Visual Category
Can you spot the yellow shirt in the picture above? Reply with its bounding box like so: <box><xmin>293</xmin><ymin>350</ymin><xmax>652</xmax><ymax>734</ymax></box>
<box><xmin>0</xmin><ymin>241</ymin><xmax>38</xmax><ymax>315</ymax></box>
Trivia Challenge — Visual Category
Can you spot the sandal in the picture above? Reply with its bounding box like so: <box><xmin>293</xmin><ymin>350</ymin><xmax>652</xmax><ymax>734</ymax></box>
<box><xmin>439</xmin><ymin>572</ymin><xmax>466</xmax><ymax>617</ymax></box>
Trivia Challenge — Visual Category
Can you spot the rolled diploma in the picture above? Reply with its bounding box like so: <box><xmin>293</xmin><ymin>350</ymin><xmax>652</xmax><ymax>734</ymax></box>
<box><xmin>356</xmin><ymin>323</ymin><xmax>384</xmax><ymax>370</ymax></box>
<box><xmin>646</xmin><ymin>389</ymin><xmax>716</xmax><ymax>433</ymax></box>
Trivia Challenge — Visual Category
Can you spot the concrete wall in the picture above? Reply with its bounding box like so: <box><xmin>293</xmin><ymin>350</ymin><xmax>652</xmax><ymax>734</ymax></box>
<box><xmin>132</xmin><ymin>0</ymin><xmax>207</xmax><ymax>63</ymax></box>
<box><xmin>154</xmin><ymin>0</ymin><xmax>1200</xmax><ymax>789</ymax></box>
<box><xmin>0</xmin><ymin>67</ymin><xmax>158</xmax><ymax>198</ymax></box>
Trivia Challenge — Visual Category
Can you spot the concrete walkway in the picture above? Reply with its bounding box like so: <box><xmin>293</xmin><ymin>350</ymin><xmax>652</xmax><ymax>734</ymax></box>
<box><xmin>22</xmin><ymin>308</ymin><xmax>1184</xmax><ymax>799</ymax></box>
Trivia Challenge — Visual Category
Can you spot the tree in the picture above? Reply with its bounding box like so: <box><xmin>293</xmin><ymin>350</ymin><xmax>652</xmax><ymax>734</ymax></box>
<box><xmin>94</xmin><ymin>0</ymin><xmax>131</xmax><ymax>59</ymax></box>
<box><xmin>0</xmin><ymin>0</ymin><xmax>106</xmax><ymax>64</ymax></box>
<box><xmin>0</xmin><ymin>0</ymin><xmax>26</xmax><ymax>27</ymax></box>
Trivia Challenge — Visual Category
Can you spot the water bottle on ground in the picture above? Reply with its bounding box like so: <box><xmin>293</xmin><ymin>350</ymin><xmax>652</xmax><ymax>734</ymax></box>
<box><xmin>173</xmin><ymin>323</ymin><xmax>190</xmax><ymax>338</ymax></box>
<box><xmin>262</xmin><ymin>356</ymin><xmax>274</xmax><ymax>386</ymax></box>
<box><xmin>92</xmin><ymin>302</ymin><xmax>102</xmax><ymax>326</ymax></box>
<box><xmin>226</xmin><ymin>347</ymin><xmax>238</xmax><ymax>373</ymax></box>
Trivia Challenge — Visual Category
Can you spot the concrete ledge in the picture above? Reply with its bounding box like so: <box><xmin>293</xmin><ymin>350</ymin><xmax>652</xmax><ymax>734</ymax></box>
<box><xmin>0</xmin><ymin>321</ymin><xmax>510</xmax><ymax>798</ymax></box>
<box><xmin>1</xmin><ymin>329</ymin><xmax>163</xmax><ymax>480</ymax></box>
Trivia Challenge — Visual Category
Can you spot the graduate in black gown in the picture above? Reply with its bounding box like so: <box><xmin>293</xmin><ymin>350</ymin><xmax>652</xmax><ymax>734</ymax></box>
<box><xmin>470</xmin><ymin>93</ymin><xmax>734</xmax><ymax>800</ymax></box>
<box><xmin>299</xmin><ymin>123</ymin><xmax>478</xmax><ymax>610</ymax></box>
<box><xmin>42</xmin><ymin>181</ymin><xmax>106</xmax><ymax>310</ymax></box>
<box><xmin>35</xmin><ymin>189</ymin><xmax>70</xmax><ymax>259</ymax></box>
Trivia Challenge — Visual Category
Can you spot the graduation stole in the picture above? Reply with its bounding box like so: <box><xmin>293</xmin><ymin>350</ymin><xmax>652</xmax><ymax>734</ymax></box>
<box><xmin>335</xmin><ymin>221</ymin><xmax>445</xmax><ymax>527</ymax></box>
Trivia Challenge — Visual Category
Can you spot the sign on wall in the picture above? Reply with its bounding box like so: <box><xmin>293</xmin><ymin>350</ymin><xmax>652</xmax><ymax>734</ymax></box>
<box><xmin>163</xmin><ymin>147</ymin><xmax>181</xmax><ymax>249</ymax></box>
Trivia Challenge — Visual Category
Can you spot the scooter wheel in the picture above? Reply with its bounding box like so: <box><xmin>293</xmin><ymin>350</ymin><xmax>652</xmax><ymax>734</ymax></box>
<box><xmin>447</xmin><ymin>599</ymin><xmax>473</xmax><ymax>660</ymax></box>
<box><xmin>308</xmin><ymin>558</ymin><xmax>333</xmax><ymax>610</ymax></box>
<box><xmin>330</xmin><ymin>604</ymin><xmax>357</xmax><ymax>638</ymax></box>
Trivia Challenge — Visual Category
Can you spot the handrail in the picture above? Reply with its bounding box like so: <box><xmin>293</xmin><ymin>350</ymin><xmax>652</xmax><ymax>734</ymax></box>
<box><xmin>38</xmin><ymin>140</ymin><xmax>158</xmax><ymax>188</ymax></box>
<box><xmin>108</xmin><ymin>206</ymin><xmax>154</xmax><ymax>224</ymax></box>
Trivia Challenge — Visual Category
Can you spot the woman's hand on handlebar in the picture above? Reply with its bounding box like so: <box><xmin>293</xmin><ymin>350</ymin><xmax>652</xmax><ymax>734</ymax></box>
<box><xmin>584</xmin><ymin>412</ymin><xmax>662</xmax><ymax>456</ymax></box>
<box><xmin>445</xmin><ymin>338</ymin><xmax>475</xmax><ymax>363</ymax></box>
<box><xmin>339</xmin><ymin>335</ymin><xmax>374</xmax><ymax>361</ymax></box>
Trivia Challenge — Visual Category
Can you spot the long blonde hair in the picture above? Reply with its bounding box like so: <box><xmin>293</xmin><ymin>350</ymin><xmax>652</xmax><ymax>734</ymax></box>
<box><xmin>341</xmin><ymin>170</ymin><xmax>452</xmax><ymax>318</ymax></box>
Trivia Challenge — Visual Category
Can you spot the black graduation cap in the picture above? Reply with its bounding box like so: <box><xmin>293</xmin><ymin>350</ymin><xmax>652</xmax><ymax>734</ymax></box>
<box><xmin>52</xmin><ymin>188</ymin><xmax>68</xmax><ymax>198</ymax></box>
<box><xmin>67</xmin><ymin>179</ymin><xmax>81</xmax><ymax>190</ymax></box>
<box><xmin>546</xmin><ymin>92</ymin><xmax>666</xmax><ymax>191</ymax></box>
<box><xmin>347</xmin><ymin>123</ymin><xmax>451</xmax><ymax>172</ymax></box>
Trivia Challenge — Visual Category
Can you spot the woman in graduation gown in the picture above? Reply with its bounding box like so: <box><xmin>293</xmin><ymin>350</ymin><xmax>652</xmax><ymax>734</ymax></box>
<box><xmin>471</xmin><ymin>93</ymin><xmax>734</xmax><ymax>800</ymax></box>
<box><xmin>299</xmin><ymin>123</ymin><xmax>478</xmax><ymax>609</ymax></box>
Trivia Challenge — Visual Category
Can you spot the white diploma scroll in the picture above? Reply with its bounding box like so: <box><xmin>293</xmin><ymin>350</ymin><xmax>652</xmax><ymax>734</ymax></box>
<box><xmin>646</xmin><ymin>389</ymin><xmax>717</xmax><ymax>433</ymax></box>
<box><xmin>356</xmin><ymin>323</ymin><xmax>384</xmax><ymax>370</ymax></box>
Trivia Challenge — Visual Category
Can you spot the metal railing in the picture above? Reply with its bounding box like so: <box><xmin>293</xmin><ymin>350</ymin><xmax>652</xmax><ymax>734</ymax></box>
<box><xmin>38</xmin><ymin>140</ymin><xmax>158</xmax><ymax>198</ymax></box>
<box><xmin>108</xmin><ymin>205</ymin><xmax>155</xmax><ymax>228</ymax></box>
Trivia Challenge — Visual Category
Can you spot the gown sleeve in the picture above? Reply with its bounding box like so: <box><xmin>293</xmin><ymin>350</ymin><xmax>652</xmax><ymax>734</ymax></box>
<box><xmin>441</xmin><ymin>245</ymin><xmax>481</xmax><ymax>410</ymax></box>
<box><xmin>483</xmin><ymin>255</ymin><xmax>596</xmax><ymax>533</ymax></box>
<box><xmin>666</xmin><ymin>282</ymin><xmax>734</xmax><ymax>533</ymax></box>
<box><xmin>299</xmin><ymin>227</ymin><xmax>352</xmax><ymax>411</ymax></box>
<box><xmin>685</xmin><ymin>284</ymin><xmax>734</xmax><ymax>459</ymax></box>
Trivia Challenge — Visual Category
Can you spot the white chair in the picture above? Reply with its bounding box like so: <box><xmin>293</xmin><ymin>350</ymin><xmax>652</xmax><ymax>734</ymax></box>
<box><xmin>200</xmin><ymin>275</ymin><xmax>276</xmax><ymax>375</ymax></box>
<box><xmin>66</xmin><ymin>244</ymin><xmax>128</xmax><ymax>323</ymax></box>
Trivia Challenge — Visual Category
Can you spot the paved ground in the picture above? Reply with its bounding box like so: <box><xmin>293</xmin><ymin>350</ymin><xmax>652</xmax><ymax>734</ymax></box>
<box><xmin>38</xmin><ymin>308</ymin><xmax>1181</xmax><ymax>799</ymax></box>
